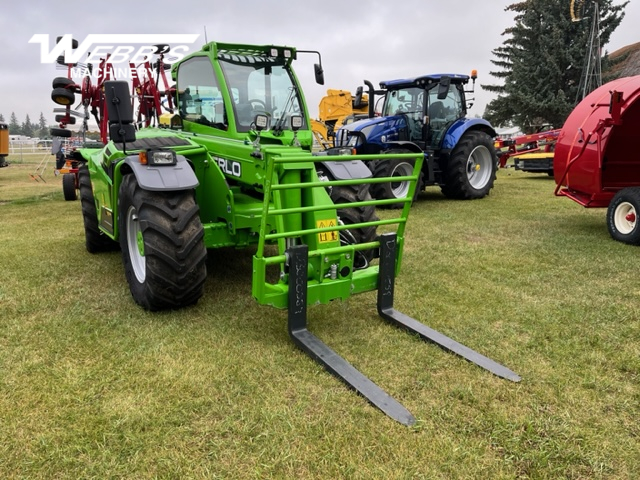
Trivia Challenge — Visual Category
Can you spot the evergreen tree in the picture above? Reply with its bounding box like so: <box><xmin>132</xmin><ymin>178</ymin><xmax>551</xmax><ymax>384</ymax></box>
<box><xmin>0</xmin><ymin>113</ymin><xmax>5</xmax><ymax>123</ymax></box>
<box><xmin>483</xmin><ymin>0</ymin><xmax>628</xmax><ymax>131</ymax></box>
<box><xmin>37</xmin><ymin>112</ymin><xmax>49</xmax><ymax>139</ymax></box>
<box><xmin>22</xmin><ymin>114</ymin><xmax>34</xmax><ymax>138</ymax></box>
<box><xmin>9</xmin><ymin>112</ymin><xmax>21</xmax><ymax>135</ymax></box>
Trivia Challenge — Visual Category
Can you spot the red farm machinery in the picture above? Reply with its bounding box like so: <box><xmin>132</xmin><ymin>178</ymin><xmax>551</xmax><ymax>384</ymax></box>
<box><xmin>554</xmin><ymin>75</ymin><xmax>640</xmax><ymax>244</ymax></box>
<box><xmin>50</xmin><ymin>39</ymin><xmax>174</xmax><ymax>201</ymax></box>
<box><xmin>496</xmin><ymin>128</ymin><xmax>561</xmax><ymax>175</ymax></box>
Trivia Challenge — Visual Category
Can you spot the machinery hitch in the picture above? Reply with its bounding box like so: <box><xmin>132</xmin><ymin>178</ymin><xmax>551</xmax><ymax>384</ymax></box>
<box><xmin>287</xmin><ymin>232</ymin><xmax>521</xmax><ymax>426</ymax></box>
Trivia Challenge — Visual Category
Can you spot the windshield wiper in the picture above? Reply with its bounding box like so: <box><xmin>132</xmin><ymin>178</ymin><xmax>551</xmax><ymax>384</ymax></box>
<box><xmin>272</xmin><ymin>86</ymin><xmax>297</xmax><ymax>136</ymax></box>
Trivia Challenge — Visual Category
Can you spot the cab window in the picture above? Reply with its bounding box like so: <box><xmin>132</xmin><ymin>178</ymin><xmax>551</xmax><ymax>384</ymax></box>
<box><xmin>177</xmin><ymin>56</ymin><xmax>226</xmax><ymax>129</ymax></box>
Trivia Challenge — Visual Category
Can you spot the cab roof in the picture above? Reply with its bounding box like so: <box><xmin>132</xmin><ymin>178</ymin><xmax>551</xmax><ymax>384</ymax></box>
<box><xmin>380</xmin><ymin>73</ymin><xmax>470</xmax><ymax>89</ymax></box>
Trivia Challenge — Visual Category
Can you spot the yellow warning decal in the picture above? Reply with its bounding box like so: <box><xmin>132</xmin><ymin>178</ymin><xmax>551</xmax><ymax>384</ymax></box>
<box><xmin>316</xmin><ymin>219</ymin><xmax>338</xmax><ymax>243</ymax></box>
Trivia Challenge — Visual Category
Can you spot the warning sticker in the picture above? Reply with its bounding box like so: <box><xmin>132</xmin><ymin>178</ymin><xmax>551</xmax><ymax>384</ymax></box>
<box><xmin>316</xmin><ymin>219</ymin><xmax>338</xmax><ymax>243</ymax></box>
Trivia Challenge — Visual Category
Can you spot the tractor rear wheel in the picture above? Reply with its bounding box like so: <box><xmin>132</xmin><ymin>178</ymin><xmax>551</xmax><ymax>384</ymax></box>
<box><xmin>371</xmin><ymin>149</ymin><xmax>424</xmax><ymax>208</ymax></box>
<box><xmin>62</xmin><ymin>173</ymin><xmax>77</xmax><ymax>201</ymax></box>
<box><xmin>441</xmin><ymin>130</ymin><xmax>497</xmax><ymax>199</ymax></box>
<box><xmin>607</xmin><ymin>187</ymin><xmax>640</xmax><ymax>245</ymax></box>
<box><xmin>118</xmin><ymin>174</ymin><xmax>207</xmax><ymax>311</ymax></box>
<box><xmin>318</xmin><ymin>168</ymin><xmax>379</xmax><ymax>269</ymax></box>
<box><xmin>78</xmin><ymin>165</ymin><xmax>118</xmax><ymax>253</ymax></box>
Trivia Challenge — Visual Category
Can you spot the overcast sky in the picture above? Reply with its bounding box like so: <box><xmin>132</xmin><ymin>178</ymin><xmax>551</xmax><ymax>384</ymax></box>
<box><xmin>1</xmin><ymin>0</ymin><xmax>638</xmax><ymax>130</ymax></box>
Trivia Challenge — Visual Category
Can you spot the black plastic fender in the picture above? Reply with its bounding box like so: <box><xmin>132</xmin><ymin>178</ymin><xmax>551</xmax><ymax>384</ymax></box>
<box><xmin>318</xmin><ymin>160</ymin><xmax>372</xmax><ymax>180</ymax></box>
<box><xmin>124</xmin><ymin>155</ymin><xmax>198</xmax><ymax>191</ymax></box>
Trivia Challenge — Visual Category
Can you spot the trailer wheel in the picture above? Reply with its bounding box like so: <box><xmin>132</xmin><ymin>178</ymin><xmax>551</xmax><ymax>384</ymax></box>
<box><xmin>50</xmin><ymin>127</ymin><xmax>72</xmax><ymax>138</ymax></box>
<box><xmin>441</xmin><ymin>130</ymin><xmax>497</xmax><ymax>199</ymax></box>
<box><xmin>118</xmin><ymin>174</ymin><xmax>207</xmax><ymax>311</ymax></box>
<box><xmin>62</xmin><ymin>173</ymin><xmax>77</xmax><ymax>201</ymax></box>
<box><xmin>78</xmin><ymin>165</ymin><xmax>118</xmax><ymax>253</ymax></box>
<box><xmin>51</xmin><ymin>87</ymin><xmax>75</xmax><ymax>106</ymax></box>
<box><xmin>52</xmin><ymin>77</ymin><xmax>74</xmax><ymax>89</ymax></box>
<box><xmin>318</xmin><ymin>169</ymin><xmax>379</xmax><ymax>269</ymax></box>
<box><xmin>55</xmin><ymin>114</ymin><xmax>76</xmax><ymax>125</ymax></box>
<box><xmin>371</xmin><ymin>149</ymin><xmax>424</xmax><ymax>208</ymax></box>
<box><xmin>607</xmin><ymin>188</ymin><xmax>640</xmax><ymax>245</ymax></box>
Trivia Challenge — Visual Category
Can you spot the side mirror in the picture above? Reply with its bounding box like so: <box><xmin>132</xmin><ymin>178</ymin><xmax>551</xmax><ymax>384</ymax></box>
<box><xmin>314</xmin><ymin>63</ymin><xmax>324</xmax><ymax>85</ymax></box>
<box><xmin>353</xmin><ymin>86</ymin><xmax>364</xmax><ymax>109</ymax></box>
<box><xmin>104</xmin><ymin>80</ymin><xmax>136</xmax><ymax>144</ymax></box>
<box><xmin>437</xmin><ymin>76</ymin><xmax>451</xmax><ymax>100</ymax></box>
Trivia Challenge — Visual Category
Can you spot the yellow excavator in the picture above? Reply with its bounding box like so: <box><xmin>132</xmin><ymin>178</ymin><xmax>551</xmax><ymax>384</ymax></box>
<box><xmin>311</xmin><ymin>87</ymin><xmax>371</xmax><ymax>150</ymax></box>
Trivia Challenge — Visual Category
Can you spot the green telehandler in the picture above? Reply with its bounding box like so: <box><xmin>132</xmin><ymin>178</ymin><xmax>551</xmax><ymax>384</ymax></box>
<box><xmin>51</xmin><ymin>40</ymin><xmax>519</xmax><ymax>425</ymax></box>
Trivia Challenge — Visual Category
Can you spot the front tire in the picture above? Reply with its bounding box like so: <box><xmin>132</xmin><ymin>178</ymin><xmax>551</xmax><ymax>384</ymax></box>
<box><xmin>441</xmin><ymin>131</ymin><xmax>497</xmax><ymax>199</ymax></box>
<box><xmin>607</xmin><ymin>188</ymin><xmax>640</xmax><ymax>245</ymax></box>
<box><xmin>118</xmin><ymin>174</ymin><xmax>207</xmax><ymax>310</ymax></box>
<box><xmin>318</xmin><ymin>169</ymin><xmax>379</xmax><ymax>269</ymax></box>
<box><xmin>370</xmin><ymin>149</ymin><xmax>423</xmax><ymax>208</ymax></box>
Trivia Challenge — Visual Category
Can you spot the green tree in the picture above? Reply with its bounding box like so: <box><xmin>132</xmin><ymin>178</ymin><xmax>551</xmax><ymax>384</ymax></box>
<box><xmin>8</xmin><ymin>112</ymin><xmax>21</xmax><ymax>135</ymax></box>
<box><xmin>22</xmin><ymin>114</ymin><xmax>34</xmax><ymax>138</ymax></box>
<box><xmin>483</xmin><ymin>0</ymin><xmax>628</xmax><ymax>131</ymax></box>
<box><xmin>37</xmin><ymin>112</ymin><xmax>48</xmax><ymax>139</ymax></box>
<box><xmin>0</xmin><ymin>113</ymin><xmax>5</xmax><ymax>123</ymax></box>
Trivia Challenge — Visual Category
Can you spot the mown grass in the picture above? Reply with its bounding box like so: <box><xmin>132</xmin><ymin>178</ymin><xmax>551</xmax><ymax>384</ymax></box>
<box><xmin>1</xmin><ymin>156</ymin><xmax>638</xmax><ymax>479</ymax></box>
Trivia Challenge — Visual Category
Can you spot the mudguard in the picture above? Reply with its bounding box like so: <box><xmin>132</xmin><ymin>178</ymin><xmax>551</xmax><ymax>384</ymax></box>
<box><xmin>318</xmin><ymin>160</ymin><xmax>372</xmax><ymax>180</ymax></box>
<box><xmin>442</xmin><ymin>118</ymin><xmax>496</xmax><ymax>149</ymax></box>
<box><xmin>124</xmin><ymin>154</ymin><xmax>199</xmax><ymax>191</ymax></box>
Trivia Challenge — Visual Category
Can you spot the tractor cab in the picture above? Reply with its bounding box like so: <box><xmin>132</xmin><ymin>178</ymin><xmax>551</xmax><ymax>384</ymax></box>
<box><xmin>383</xmin><ymin>75</ymin><xmax>467</xmax><ymax>149</ymax></box>
<box><xmin>343</xmin><ymin>73</ymin><xmax>472</xmax><ymax>152</ymax></box>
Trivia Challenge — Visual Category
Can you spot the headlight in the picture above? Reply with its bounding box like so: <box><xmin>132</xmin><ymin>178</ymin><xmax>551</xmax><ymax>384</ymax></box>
<box><xmin>139</xmin><ymin>149</ymin><xmax>177</xmax><ymax>166</ymax></box>
<box><xmin>290</xmin><ymin>115</ymin><xmax>303</xmax><ymax>131</ymax></box>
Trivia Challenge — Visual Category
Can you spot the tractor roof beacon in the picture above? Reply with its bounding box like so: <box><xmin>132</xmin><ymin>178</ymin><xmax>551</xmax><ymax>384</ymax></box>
<box><xmin>54</xmin><ymin>41</ymin><xmax>520</xmax><ymax>425</ymax></box>
<box><xmin>336</xmin><ymin>72</ymin><xmax>498</xmax><ymax>206</ymax></box>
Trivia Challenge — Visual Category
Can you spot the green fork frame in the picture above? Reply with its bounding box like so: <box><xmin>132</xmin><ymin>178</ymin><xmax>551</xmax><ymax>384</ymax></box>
<box><xmin>253</xmin><ymin>152</ymin><xmax>520</xmax><ymax>425</ymax></box>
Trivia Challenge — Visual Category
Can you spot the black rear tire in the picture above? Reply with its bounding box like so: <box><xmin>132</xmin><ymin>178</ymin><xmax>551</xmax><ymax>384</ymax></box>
<box><xmin>62</xmin><ymin>173</ymin><xmax>77</xmax><ymax>201</ymax></box>
<box><xmin>118</xmin><ymin>174</ymin><xmax>207</xmax><ymax>311</ymax></box>
<box><xmin>607</xmin><ymin>187</ymin><xmax>640</xmax><ymax>245</ymax></box>
<box><xmin>370</xmin><ymin>149</ymin><xmax>424</xmax><ymax>209</ymax></box>
<box><xmin>441</xmin><ymin>130</ymin><xmax>497</xmax><ymax>199</ymax></box>
<box><xmin>78</xmin><ymin>165</ymin><xmax>118</xmax><ymax>253</ymax></box>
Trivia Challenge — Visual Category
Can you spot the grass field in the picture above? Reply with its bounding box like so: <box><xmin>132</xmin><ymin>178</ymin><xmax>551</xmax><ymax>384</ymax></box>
<box><xmin>1</xmin><ymin>154</ymin><xmax>638</xmax><ymax>479</ymax></box>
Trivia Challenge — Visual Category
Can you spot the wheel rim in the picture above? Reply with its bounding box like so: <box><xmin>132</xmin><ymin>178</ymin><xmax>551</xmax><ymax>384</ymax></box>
<box><xmin>126</xmin><ymin>205</ymin><xmax>146</xmax><ymax>283</ymax></box>
<box><xmin>466</xmin><ymin>145</ymin><xmax>492</xmax><ymax>189</ymax></box>
<box><xmin>614</xmin><ymin>201</ymin><xmax>637</xmax><ymax>235</ymax></box>
<box><xmin>390</xmin><ymin>161</ymin><xmax>414</xmax><ymax>198</ymax></box>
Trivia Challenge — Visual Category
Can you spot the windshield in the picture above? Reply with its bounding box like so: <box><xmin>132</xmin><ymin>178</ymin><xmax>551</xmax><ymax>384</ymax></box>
<box><xmin>383</xmin><ymin>87</ymin><xmax>424</xmax><ymax>117</ymax></box>
<box><xmin>220</xmin><ymin>59</ymin><xmax>305</xmax><ymax>133</ymax></box>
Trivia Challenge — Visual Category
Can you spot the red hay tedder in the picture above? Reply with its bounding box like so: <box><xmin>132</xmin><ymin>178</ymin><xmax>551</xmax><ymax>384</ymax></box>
<box><xmin>554</xmin><ymin>75</ymin><xmax>640</xmax><ymax>244</ymax></box>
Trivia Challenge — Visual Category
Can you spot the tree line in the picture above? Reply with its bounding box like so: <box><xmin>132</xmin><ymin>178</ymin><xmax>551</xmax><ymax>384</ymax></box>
<box><xmin>0</xmin><ymin>112</ymin><xmax>53</xmax><ymax>139</ymax></box>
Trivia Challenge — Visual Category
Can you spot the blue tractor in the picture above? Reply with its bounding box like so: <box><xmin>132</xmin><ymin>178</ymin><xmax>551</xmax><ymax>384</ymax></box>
<box><xmin>335</xmin><ymin>72</ymin><xmax>498</xmax><ymax>205</ymax></box>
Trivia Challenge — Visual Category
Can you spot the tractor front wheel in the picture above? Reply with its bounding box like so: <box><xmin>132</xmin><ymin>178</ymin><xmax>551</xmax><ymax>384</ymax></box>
<box><xmin>118</xmin><ymin>174</ymin><xmax>207</xmax><ymax>310</ymax></box>
<box><xmin>441</xmin><ymin>130</ymin><xmax>497</xmax><ymax>199</ymax></box>
<box><xmin>371</xmin><ymin>149</ymin><xmax>424</xmax><ymax>208</ymax></box>
<box><xmin>62</xmin><ymin>173</ymin><xmax>77</xmax><ymax>201</ymax></box>
<box><xmin>78</xmin><ymin>165</ymin><xmax>118</xmax><ymax>253</ymax></box>
<box><xmin>607</xmin><ymin>187</ymin><xmax>640</xmax><ymax>245</ymax></box>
